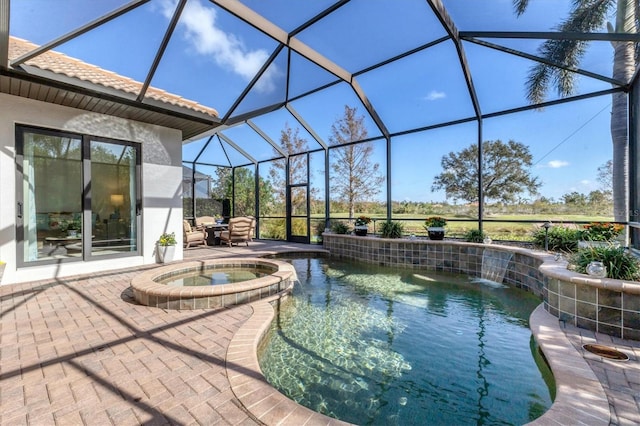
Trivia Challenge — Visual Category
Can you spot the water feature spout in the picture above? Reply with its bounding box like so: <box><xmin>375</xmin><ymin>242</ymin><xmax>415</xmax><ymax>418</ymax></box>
<box><xmin>480</xmin><ymin>249</ymin><xmax>513</xmax><ymax>285</ymax></box>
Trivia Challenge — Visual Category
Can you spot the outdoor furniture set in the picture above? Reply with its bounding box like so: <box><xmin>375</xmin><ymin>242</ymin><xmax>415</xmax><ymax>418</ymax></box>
<box><xmin>183</xmin><ymin>216</ymin><xmax>255</xmax><ymax>248</ymax></box>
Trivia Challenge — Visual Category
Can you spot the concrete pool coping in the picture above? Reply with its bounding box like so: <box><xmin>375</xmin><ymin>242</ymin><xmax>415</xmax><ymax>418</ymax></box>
<box><xmin>228</xmin><ymin>296</ymin><xmax>611</xmax><ymax>425</ymax></box>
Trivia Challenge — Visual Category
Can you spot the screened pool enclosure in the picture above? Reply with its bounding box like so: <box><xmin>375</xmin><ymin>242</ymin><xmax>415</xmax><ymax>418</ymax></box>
<box><xmin>6</xmin><ymin>0</ymin><xmax>640</xmax><ymax>247</ymax></box>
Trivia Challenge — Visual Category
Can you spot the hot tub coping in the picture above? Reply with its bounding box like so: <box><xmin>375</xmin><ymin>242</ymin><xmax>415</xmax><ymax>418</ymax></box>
<box><xmin>130</xmin><ymin>257</ymin><xmax>297</xmax><ymax>309</ymax></box>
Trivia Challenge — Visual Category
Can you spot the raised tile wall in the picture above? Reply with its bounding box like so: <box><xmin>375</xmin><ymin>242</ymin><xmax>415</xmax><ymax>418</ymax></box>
<box><xmin>323</xmin><ymin>234</ymin><xmax>640</xmax><ymax>340</ymax></box>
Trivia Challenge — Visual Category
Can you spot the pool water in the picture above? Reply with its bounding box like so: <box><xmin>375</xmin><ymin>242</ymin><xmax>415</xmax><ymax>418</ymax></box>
<box><xmin>258</xmin><ymin>256</ymin><xmax>554</xmax><ymax>425</ymax></box>
<box><xmin>158</xmin><ymin>267</ymin><xmax>268</xmax><ymax>286</ymax></box>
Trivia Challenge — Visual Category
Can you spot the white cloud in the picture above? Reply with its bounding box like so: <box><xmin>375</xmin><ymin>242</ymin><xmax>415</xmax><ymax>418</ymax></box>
<box><xmin>547</xmin><ymin>160</ymin><xmax>569</xmax><ymax>168</ymax></box>
<box><xmin>580</xmin><ymin>179</ymin><xmax>590</xmax><ymax>185</ymax></box>
<box><xmin>160</xmin><ymin>0</ymin><xmax>278</xmax><ymax>93</ymax></box>
<box><xmin>425</xmin><ymin>90</ymin><xmax>446</xmax><ymax>101</ymax></box>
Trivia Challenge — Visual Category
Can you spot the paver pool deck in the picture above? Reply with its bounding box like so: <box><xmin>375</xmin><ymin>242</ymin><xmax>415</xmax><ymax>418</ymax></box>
<box><xmin>1</xmin><ymin>240</ymin><xmax>638</xmax><ymax>425</ymax></box>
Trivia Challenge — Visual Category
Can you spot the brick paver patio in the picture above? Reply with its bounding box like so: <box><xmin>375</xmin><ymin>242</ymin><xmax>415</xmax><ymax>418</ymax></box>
<box><xmin>0</xmin><ymin>266</ymin><xmax>258</xmax><ymax>425</ymax></box>
<box><xmin>1</xmin><ymin>241</ymin><xmax>638</xmax><ymax>425</ymax></box>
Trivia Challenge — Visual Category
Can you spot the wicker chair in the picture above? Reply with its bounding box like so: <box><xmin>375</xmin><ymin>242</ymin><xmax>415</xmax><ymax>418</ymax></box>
<box><xmin>183</xmin><ymin>220</ymin><xmax>207</xmax><ymax>248</ymax></box>
<box><xmin>195</xmin><ymin>216</ymin><xmax>216</xmax><ymax>230</ymax></box>
<box><xmin>219</xmin><ymin>216</ymin><xmax>254</xmax><ymax>247</ymax></box>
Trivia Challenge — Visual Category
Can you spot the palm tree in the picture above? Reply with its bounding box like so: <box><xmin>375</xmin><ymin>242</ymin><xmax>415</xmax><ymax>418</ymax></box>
<box><xmin>514</xmin><ymin>0</ymin><xmax>637</xmax><ymax>224</ymax></box>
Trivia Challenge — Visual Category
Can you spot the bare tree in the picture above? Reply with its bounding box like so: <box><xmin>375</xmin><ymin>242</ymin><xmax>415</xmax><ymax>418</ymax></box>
<box><xmin>329</xmin><ymin>106</ymin><xmax>385</xmax><ymax>219</ymax></box>
<box><xmin>269</xmin><ymin>124</ymin><xmax>309</xmax><ymax>205</ymax></box>
<box><xmin>597</xmin><ymin>159</ymin><xmax>613</xmax><ymax>193</ymax></box>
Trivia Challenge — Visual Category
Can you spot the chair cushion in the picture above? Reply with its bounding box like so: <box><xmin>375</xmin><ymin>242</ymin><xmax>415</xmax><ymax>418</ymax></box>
<box><xmin>185</xmin><ymin>232</ymin><xmax>203</xmax><ymax>243</ymax></box>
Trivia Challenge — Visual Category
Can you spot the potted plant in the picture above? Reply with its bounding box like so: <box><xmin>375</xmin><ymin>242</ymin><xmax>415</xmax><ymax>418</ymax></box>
<box><xmin>578</xmin><ymin>222</ymin><xmax>624</xmax><ymax>248</ymax></box>
<box><xmin>65</xmin><ymin>218</ymin><xmax>82</xmax><ymax>237</ymax></box>
<box><xmin>0</xmin><ymin>260</ymin><xmax>5</xmax><ymax>284</ymax></box>
<box><xmin>354</xmin><ymin>216</ymin><xmax>372</xmax><ymax>236</ymax></box>
<box><xmin>157</xmin><ymin>232</ymin><xmax>177</xmax><ymax>263</ymax></box>
<box><xmin>424</xmin><ymin>216</ymin><xmax>447</xmax><ymax>240</ymax></box>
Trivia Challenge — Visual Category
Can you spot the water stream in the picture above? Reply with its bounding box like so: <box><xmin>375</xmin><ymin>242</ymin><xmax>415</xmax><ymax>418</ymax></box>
<box><xmin>478</xmin><ymin>248</ymin><xmax>514</xmax><ymax>285</ymax></box>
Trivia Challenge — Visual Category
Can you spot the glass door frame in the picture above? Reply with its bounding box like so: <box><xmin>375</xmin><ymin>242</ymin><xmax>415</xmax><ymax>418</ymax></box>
<box><xmin>286</xmin><ymin>152</ymin><xmax>310</xmax><ymax>244</ymax></box>
<box><xmin>286</xmin><ymin>183</ymin><xmax>310</xmax><ymax>244</ymax></box>
<box><xmin>86</xmin><ymin>136</ymin><xmax>142</xmax><ymax>260</ymax></box>
<box><xmin>15</xmin><ymin>124</ymin><xmax>142</xmax><ymax>266</ymax></box>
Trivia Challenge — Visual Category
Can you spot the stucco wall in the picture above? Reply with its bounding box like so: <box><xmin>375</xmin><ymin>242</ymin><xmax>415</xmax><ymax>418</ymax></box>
<box><xmin>0</xmin><ymin>93</ymin><xmax>184</xmax><ymax>284</ymax></box>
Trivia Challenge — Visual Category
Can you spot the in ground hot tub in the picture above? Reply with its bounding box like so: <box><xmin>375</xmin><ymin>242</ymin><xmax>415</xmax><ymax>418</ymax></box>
<box><xmin>130</xmin><ymin>258</ymin><xmax>297</xmax><ymax>309</ymax></box>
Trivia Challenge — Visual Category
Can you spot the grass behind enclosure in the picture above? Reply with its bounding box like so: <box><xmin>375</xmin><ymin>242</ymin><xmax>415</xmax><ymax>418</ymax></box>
<box><xmin>325</xmin><ymin>214</ymin><xmax>615</xmax><ymax>241</ymax></box>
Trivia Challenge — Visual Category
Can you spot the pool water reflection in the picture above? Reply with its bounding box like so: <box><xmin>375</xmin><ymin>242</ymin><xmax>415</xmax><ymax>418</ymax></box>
<box><xmin>158</xmin><ymin>267</ymin><xmax>268</xmax><ymax>287</ymax></box>
<box><xmin>258</xmin><ymin>256</ymin><xmax>554</xmax><ymax>425</ymax></box>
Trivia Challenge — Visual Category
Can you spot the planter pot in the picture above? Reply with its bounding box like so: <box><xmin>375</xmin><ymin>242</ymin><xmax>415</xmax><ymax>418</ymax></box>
<box><xmin>427</xmin><ymin>227</ymin><xmax>445</xmax><ymax>240</ymax></box>
<box><xmin>354</xmin><ymin>225</ymin><xmax>368</xmax><ymax>236</ymax></box>
<box><xmin>157</xmin><ymin>244</ymin><xmax>176</xmax><ymax>263</ymax></box>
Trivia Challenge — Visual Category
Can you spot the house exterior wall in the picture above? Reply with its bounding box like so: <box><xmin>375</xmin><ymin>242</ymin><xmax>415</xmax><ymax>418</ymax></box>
<box><xmin>0</xmin><ymin>93</ymin><xmax>184</xmax><ymax>284</ymax></box>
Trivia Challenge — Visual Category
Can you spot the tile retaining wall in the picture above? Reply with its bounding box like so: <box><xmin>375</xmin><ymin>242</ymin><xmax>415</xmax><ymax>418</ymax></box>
<box><xmin>323</xmin><ymin>233</ymin><xmax>640</xmax><ymax>340</ymax></box>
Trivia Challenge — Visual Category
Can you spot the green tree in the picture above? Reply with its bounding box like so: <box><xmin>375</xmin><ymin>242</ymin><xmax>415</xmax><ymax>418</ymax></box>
<box><xmin>227</xmin><ymin>166</ymin><xmax>274</xmax><ymax>217</ymax></box>
<box><xmin>329</xmin><ymin>105</ymin><xmax>385</xmax><ymax>219</ymax></box>
<box><xmin>562</xmin><ymin>191</ymin><xmax>588</xmax><ymax>206</ymax></box>
<box><xmin>589</xmin><ymin>189</ymin><xmax>611</xmax><ymax>209</ymax></box>
<box><xmin>531</xmin><ymin>196</ymin><xmax>555</xmax><ymax>214</ymax></box>
<box><xmin>230</xmin><ymin>167</ymin><xmax>255</xmax><ymax>216</ymax></box>
<box><xmin>212</xmin><ymin>166</ymin><xmax>232</xmax><ymax>200</ymax></box>
<box><xmin>514</xmin><ymin>0</ymin><xmax>636</xmax><ymax>222</ymax></box>
<box><xmin>432</xmin><ymin>139</ymin><xmax>541</xmax><ymax>205</ymax></box>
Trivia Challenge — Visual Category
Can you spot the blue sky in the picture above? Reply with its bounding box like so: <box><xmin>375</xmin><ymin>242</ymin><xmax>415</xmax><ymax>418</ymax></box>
<box><xmin>10</xmin><ymin>0</ymin><xmax>617</xmax><ymax>203</ymax></box>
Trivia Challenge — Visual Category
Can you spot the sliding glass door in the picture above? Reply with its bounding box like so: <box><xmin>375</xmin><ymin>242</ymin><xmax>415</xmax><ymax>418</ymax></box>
<box><xmin>89</xmin><ymin>141</ymin><xmax>139</xmax><ymax>257</ymax></box>
<box><xmin>18</xmin><ymin>130</ymin><xmax>83</xmax><ymax>263</ymax></box>
<box><xmin>16</xmin><ymin>126</ymin><xmax>140</xmax><ymax>265</ymax></box>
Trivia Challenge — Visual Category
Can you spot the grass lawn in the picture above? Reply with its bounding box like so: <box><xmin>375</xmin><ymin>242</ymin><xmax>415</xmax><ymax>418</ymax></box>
<box><xmin>325</xmin><ymin>213</ymin><xmax>615</xmax><ymax>241</ymax></box>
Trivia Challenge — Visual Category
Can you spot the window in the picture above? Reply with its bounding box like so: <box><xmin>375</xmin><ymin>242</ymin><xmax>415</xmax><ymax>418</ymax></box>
<box><xmin>16</xmin><ymin>125</ymin><xmax>141</xmax><ymax>265</ymax></box>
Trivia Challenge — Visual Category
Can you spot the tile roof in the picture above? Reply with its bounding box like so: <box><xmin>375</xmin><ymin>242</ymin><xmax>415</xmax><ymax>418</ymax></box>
<box><xmin>8</xmin><ymin>36</ymin><xmax>219</xmax><ymax>119</ymax></box>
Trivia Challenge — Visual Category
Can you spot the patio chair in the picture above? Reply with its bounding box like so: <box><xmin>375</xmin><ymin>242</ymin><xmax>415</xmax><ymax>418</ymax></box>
<box><xmin>183</xmin><ymin>220</ymin><xmax>207</xmax><ymax>248</ymax></box>
<box><xmin>195</xmin><ymin>216</ymin><xmax>216</xmax><ymax>230</ymax></box>
<box><xmin>219</xmin><ymin>216</ymin><xmax>254</xmax><ymax>247</ymax></box>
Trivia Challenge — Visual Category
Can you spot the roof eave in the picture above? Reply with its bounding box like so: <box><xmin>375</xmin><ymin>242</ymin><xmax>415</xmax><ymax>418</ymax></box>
<box><xmin>1</xmin><ymin>66</ymin><xmax>222</xmax><ymax>140</ymax></box>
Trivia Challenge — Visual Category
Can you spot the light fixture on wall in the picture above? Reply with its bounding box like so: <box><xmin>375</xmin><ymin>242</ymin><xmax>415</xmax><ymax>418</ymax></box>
<box><xmin>110</xmin><ymin>194</ymin><xmax>124</xmax><ymax>219</ymax></box>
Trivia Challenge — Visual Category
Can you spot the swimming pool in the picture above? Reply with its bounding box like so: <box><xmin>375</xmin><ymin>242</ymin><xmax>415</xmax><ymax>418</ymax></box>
<box><xmin>258</xmin><ymin>256</ymin><xmax>554</xmax><ymax>425</ymax></box>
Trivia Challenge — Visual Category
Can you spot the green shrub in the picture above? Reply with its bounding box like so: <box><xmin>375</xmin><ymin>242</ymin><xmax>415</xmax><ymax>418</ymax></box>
<box><xmin>331</xmin><ymin>221</ymin><xmax>350</xmax><ymax>234</ymax></box>
<box><xmin>531</xmin><ymin>226</ymin><xmax>580</xmax><ymax>252</ymax></box>
<box><xmin>314</xmin><ymin>220</ymin><xmax>327</xmax><ymax>235</ymax></box>
<box><xmin>580</xmin><ymin>222</ymin><xmax>624</xmax><ymax>241</ymax></box>
<box><xmin>380</xmin><ymin>221</ymin><xmax>404</xmax><ymax>239</ymax></box>
<box><xmin>569</xmin><ymin>246</ymin><xmax>640</xmax><ymax>280</ymax></box>
<box><xmin>464</xmin><ymin>229</ymin><xmax>487</xmax><ymax>243</ymax></box>
<box><xmin>261</xmin><ymin>218</ymin><xmax>286</xmax><ymax>239</ymax></box>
